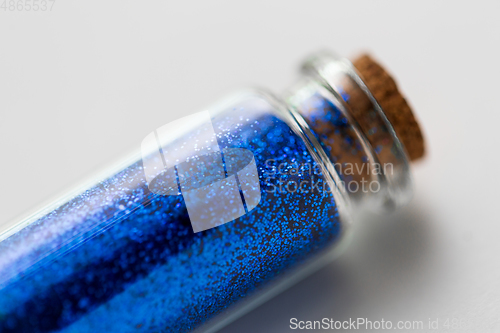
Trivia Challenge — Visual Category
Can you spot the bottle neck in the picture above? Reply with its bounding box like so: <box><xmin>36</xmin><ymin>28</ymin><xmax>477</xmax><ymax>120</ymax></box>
<box><xmin>284</xmin><ymin>51</ymin><xmax>415</xmax><ymax>214</ymax></box>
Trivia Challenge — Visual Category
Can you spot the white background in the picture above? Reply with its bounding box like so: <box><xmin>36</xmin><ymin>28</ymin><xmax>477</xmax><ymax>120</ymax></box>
<box><xmin>1</xmin><ymin>1</ymin><xmax>499</xmax><ymax>332</ymax></box>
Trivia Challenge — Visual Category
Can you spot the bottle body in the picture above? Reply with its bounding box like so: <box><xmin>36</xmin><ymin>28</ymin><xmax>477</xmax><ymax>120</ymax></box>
<box><xmin>0</xmin><ymin>90</ymin><xmax>348</xmax><ymax>332</ymax></box>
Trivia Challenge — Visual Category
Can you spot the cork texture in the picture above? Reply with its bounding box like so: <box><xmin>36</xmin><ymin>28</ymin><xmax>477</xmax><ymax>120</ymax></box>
<box><xmin>352</xmin><ymin>54</ymin><xmax>425</xmax><ymax>161</ymax></box>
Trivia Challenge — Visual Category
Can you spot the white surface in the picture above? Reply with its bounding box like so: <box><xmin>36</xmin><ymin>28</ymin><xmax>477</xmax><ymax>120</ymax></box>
<box><xmin>1</xmin><ymin>1</ymin><xmax>499</xmax><ymax>332</ymax></box>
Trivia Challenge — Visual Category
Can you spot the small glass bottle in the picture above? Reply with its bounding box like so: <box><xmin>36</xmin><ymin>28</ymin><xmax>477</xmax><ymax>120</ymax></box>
<box><xmin>0</xmin><ymin>50</ymin><xmax>424</xmax><ymax>333</ymax></box>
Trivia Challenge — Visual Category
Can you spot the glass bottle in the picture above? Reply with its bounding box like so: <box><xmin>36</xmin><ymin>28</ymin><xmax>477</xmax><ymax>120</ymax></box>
<box><xmin>0</xmin><ymin>50</ymin><xmax>424</xmax><ymax>333</ymax></box>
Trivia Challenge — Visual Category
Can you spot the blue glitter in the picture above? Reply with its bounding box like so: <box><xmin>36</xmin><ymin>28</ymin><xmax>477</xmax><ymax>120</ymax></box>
<box><xmin>0</xmin><ymin>93</ymin><xmax>342</xmax><ymax>332</ymax></box>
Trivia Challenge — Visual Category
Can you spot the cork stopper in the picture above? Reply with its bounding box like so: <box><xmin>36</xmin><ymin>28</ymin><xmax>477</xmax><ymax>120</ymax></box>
<box><xmin>351</xmin><ymin>54</ymin><xmax>425</xmax><ymax>161</ymax></box>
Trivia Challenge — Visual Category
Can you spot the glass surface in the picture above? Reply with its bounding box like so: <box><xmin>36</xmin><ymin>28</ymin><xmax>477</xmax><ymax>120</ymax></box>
<box><xmin>0</xmin><ymin>91</ymin><xmax>344</xmax><ymax>332</ymax></box>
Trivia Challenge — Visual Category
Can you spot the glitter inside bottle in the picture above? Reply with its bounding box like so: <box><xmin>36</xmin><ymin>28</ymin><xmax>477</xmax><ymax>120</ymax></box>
<box><xmin>0</xmin><ymin>51</ymin><xmax>422</xmax><ymax>333</ymax></box>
